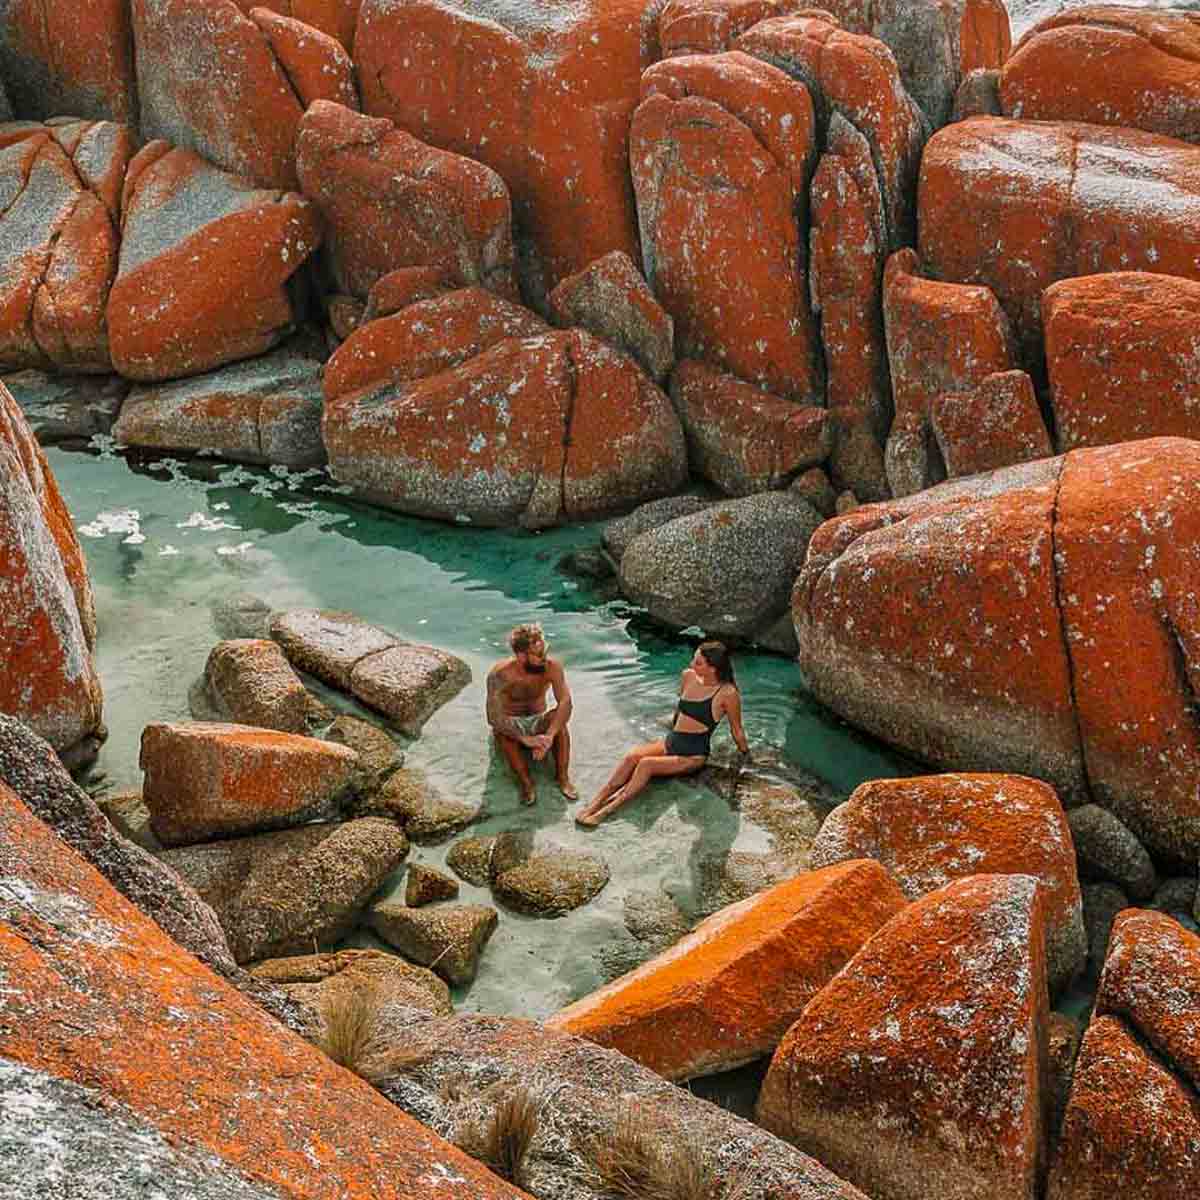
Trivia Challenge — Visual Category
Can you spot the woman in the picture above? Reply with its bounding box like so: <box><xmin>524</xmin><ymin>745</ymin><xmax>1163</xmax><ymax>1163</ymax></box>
<box><xmin>576</xmin><ymin>641</ymin><xmax>749</xmax><ymax>827</ymax></box>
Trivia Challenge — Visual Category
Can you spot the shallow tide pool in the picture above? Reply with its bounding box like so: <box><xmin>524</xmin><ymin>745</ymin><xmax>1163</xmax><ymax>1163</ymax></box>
<box><xmin>50</xmin><ymin>445</ymin><xmax>908</xmax><ymax>1019</ymax></box>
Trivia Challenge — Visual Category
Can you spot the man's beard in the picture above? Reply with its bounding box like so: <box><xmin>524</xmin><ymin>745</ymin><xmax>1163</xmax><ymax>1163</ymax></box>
<box><xmin>524</xmin><ymin>662</ymin><xmax>547</xmax><ymax>674</ymax></box>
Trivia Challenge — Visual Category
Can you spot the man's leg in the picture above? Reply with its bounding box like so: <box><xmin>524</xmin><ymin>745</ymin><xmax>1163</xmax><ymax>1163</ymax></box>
<box><xmin>550</xmin><ymin>725</ymin><xmax>577</xmax><ymax>801</ymax></box>
<box><xmin>494</xmin><ymin>732</ymin><xmax>536</xmax><ymax>805</ymax></box>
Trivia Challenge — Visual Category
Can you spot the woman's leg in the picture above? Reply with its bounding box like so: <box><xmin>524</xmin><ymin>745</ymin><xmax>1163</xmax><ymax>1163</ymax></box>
<box><xmin>580</xmin><ymin>742</ymin><xmax>665</xmax><ymax>818</ymax></box>
<box><xmin>578</xmin><ymin>754</ymin><xmax>705</xmax><ymax>826</ymax></box>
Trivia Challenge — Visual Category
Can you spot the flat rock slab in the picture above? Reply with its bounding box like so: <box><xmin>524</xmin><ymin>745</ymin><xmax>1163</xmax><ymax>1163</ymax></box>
<box><xmin>550</xmin><ymin>861</ymin><xmax>906</xmax><ymax>1081</ymax></box>
<box><xmin>370</xmin><ymin>901</ymin><xmax>498</xmax><ymax>986</ymax></box>
<box><xmin>3</xmin><ymin>369</ymin><xmax>129</xmax><ymax>444</ymax></box>
<box><xmin>270</xmin><ymin>609</ymin><xmax>470</xmax><ymax>736</ymax></box>
<box><xmin>140</xmin><ymin>721</ymin><xmax>360</xmax><ymax>847</ymax></box>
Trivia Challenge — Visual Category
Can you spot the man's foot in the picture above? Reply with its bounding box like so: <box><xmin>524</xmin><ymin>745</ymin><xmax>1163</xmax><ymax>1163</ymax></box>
<box><xmin>520</xmin><ymin>780</ymin><xmax>537</xmax><ymax>807</ymax></box>
<box><xmin>558</xmin><ymin>777</ymin><xmax>579</xmax><ymax>802</ymax></box>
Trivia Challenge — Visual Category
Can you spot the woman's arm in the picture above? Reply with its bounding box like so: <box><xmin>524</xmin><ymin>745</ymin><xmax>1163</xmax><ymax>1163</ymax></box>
<box><xmin>723</xmin><ymin>687</ymin><xmax>750</xmax><ymax>754</ymax></box>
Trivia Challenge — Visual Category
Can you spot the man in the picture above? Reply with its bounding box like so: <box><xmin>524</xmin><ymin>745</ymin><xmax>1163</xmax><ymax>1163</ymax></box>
<box><xmin>486</xmin><ymin>623</ymin><xmax>577</xmax><ymax>805</ymax></box>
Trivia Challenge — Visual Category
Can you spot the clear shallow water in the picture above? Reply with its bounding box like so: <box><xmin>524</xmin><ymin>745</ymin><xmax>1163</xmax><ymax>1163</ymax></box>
<box><xmin>50</xmin><ymin>446</ymin><xmax>908</xmax><ymax>1019</ymax></box>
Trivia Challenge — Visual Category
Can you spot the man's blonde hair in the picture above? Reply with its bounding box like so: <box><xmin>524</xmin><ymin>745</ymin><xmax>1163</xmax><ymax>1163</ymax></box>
<box><xmin>509</xmin><ymin>623</ymin><xmax>545</xmax><ymax>654</ymax></box>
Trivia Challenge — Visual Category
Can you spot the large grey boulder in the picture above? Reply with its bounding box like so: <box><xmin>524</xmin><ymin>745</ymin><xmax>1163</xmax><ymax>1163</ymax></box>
<box><xmin>368</xmin><ymin>1011</ymin><xmax>869</xmax><ymax>1200</ymax></box>
<box><xmin>618</xmin><ymin>492</ymin><xmax>823</xmax><ymax>649</ymax></box>
<box><xmin>601</xmin><ymin>494</ymin><xmax>714</xmax><ymax>563</ymax></box>
<box><xmin>2</xmin><ymin>370</ymin><xmax>128</xmax><ymax>445</ymax></box>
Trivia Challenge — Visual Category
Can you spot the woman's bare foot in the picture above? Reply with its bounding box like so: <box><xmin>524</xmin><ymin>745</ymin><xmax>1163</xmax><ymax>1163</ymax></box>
<box><xmin>558</xmin><ymin>777</ymin><xmax>579</xmax><ymax>802</ymax></box>
<box><xmin>575</xmin><ymin>809</ymin><xmax>603</xmax><ymax>827</ymax></box>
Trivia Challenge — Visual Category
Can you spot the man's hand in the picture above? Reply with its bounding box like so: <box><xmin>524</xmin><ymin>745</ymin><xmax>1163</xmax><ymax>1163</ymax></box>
<box><xmin>528</xmin><ymin>734</ymin><xmax>554</xmax><ymax>761</ymax></box>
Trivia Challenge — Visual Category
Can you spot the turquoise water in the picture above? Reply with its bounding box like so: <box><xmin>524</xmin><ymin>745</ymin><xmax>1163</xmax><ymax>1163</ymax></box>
<box><xmin>50</xmin><ymin>445</ymin><xmax>907</xmax><ymax>1018</ymax></box>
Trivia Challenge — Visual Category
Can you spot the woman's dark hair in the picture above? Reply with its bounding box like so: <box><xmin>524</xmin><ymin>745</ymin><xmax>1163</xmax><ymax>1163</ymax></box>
<box><xmin>698</xmin><ymin>640</ymin><xmax>736</xmax><ymax>686</ymax></box>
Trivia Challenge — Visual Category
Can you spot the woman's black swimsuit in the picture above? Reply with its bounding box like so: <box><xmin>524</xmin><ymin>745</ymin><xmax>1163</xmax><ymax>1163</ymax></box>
<box><xmin>665</xmin><ymin>688</ymin><xmax>723</xmax><ymax>757</ymax></box>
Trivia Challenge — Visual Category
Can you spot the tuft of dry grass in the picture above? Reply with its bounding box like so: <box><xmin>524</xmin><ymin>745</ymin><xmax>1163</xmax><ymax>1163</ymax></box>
<box><xmin>317</xmin><ymin>982</ymin><xmax>385</xmax><ymax>1075</ymax></box>
<box><xmin>454</xmin><ymin>1086</ymin><xmax>542</xmax><ymax>1184</ymax></box>
<box><xmin>587</xmin><ymin>1105</ymin><xmax>752</xmax><ymax>1200</ymax></box>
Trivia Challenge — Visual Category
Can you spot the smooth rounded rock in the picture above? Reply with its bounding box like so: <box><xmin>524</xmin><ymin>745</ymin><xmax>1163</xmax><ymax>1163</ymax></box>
<box><xmin>1067</xmin><ymin>804</ymin><xmax>1157</xmax><ymax>902</ymax></box>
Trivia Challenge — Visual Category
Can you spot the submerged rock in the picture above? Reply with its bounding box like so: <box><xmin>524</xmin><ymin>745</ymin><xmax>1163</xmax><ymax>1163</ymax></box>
<box><xmin>490</xmin><ymin>831</ymin><xmax>610</xmax><ymax>918</ymax></box>
<box><xmin>445</xmin><ymin>836</ymin><xmax>498</xmax><ymax>888</ymax></box>
<box><xmin>360</xmin><ymin>770</ymin><xmax>481</xmax><ymax>845</ymax></box>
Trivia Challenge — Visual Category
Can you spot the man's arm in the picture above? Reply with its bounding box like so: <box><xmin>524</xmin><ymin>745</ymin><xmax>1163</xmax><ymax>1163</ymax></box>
<box><xmin>544</xmin><ymin>661</ymin><xmax>573</xmax><ymax>737</ymax></box>
<box><xmin>486</xmin><ymin>669</ymin><xmax>532</xmax><ymax>743</ymax></box>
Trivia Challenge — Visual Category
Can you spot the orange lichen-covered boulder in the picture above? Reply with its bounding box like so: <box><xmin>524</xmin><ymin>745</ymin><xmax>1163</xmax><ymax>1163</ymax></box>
<box><xmin>139</xmin><ymin>721</ymin><xmax>360</xmax><ymax>847</ymax></box>
<box><xmin>632</xmin><ymin>52</ymin><xmax>820</xmax><ymax>402</ymax></box>
<box><xmin>669</xmin><ymin>359</ymin><xmax>831</xmax><ymax>496</ymax></box>
<box><xmin>1043</xmin><ymin>272</ymin><xmax>1200</xmax><ymax>452</ymax></box>
<box><xmin>0</xmin><ymin>123</ymin><xmax>133</xmax><ymax>373</ymax></box>
<box><xmin>1055</xmin><ymin>439</ymin><xmax>1200</xmax><ymax>861</ymax></box>
<box><xmin>811</xmin><ymin>773</ymin><xmax>1085</xmax><ymax>992</ymax></box>
<box><xmin>108</xmin><ymin>143</ymin><xmax>321</xmax><ymax>381</ymax></box>
<box><xmin>794</xmin><ymin>456</ymin><xmax>1083</xmax><ymax>802</ymax></box>
<box><xmin>232</xmin><ymin>0</ymin><xmax>361</xmax><ymax>49</ymax></box>
<box><xmin>132</xmin><ymin>0</ymin><xmax>307</xmax><ymax>188</ymax></box>
<box><xmin>356</xmin><ymin>0</ymin><xmax>660</xmax><ymax>308</ymax></box>
<box><xmin>0</xmin><ymin>385</ymin><xmax>103</xmax><ymax>760</ymax></box>
<box><xmin>549</xmin><ymin>860</ymin><xmax>907</xmax><ymax>1081</ymax></box>
<box><xmin>323</xmin><ymin>287</ymin><xmax>547</xmax><ymax>404</ymax></box>
<box><xmin>0</xmin><ymin>0</ymin><xmax>136</xmax><ymax>122</ymax></box>
<box><xmin>664</xmin><ymin>0</ymin><xmax>1012</xmax><ymax>126</ymax></box>
<box><xmin>883</xmin><ymin>247</ymin><xmax>1017</xmax><ymax>496</ymax></box>
<box><xmin>1095</xmin><ymin>909</ymin><xmax>1200</xmax><ymax>1092</ymax></box>
<box><xmin>324</xmin><ymin>329</ymin><xmax>687</xmax><ymax>529</ymax></box>
<box><xmin>796</xmin><ymin>438</ymin><xmax>1200</xmax><ymax>861</ymax></box>
<box><xmin>1001</xmin><ymin>6</ymin><xmax>1200</xmax><ymax>144</ymax></box>
<box><xmin>735</xmin><ymin>12</ymin><xmax>926</xmax><ymax>248</ymax></box>
<box><xmin>807</xmin><ymin>114</ymin><xmax>890</xmax><ymax>501</ymax></box>
<box><xmin>932</xmin><ymin>369</ymin><xmax>1052</xmax><ymax>478</ymax></box>
<box><xmin>1046</xmin><ymin>1015</ymin><xmax>1200</xmax><ymax>1200</ymax></box>
<box><xmin>0</xmin><ymin>782</ymin><xmax>534</xmax><ymax>1200</ymax></box>
<box><xmin>295</xmin><ymin>101</ymin><xmax>517</xmax><ymax>302</ymax></box>
<box><xmin>758</xmin><ymin>874</ymin><xmax>1051</xmax><ymax>1200</ymax></box>
<box><xmin>919</xmin><ymin>117</ymin><xmax>1200</xmax><ymax>359</ymax></box>
<box><xmin>363</xmin><ymin>265</ymin><xmax>457</xmax><ymax>322</ymax></box>
<box><xmin>248</xmin><ymin>7</ymin><xmax>360</xmax><ymax>110</ymax></box>
<box><xmin>548</xmin><ymin>251</ymin><xmax>674</xmax><ymax>384</ymax></box>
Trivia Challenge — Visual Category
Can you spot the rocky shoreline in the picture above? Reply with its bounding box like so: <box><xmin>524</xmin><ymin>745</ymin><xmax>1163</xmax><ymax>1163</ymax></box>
<box><xmin>3</xmin><ymin>1</ymin><xmax>1200</xmax><ymax>1198</ymax></box>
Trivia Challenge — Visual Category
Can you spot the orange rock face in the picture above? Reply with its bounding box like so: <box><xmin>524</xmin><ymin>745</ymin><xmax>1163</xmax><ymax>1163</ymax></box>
<box><xmin>0</xmin><ymin>123</ymin><xmax>133</xmax><ymax>373</ymax></box>
<box><xmin>735</xmin><ymin>12</ymin><xmax>926</xmax><ymax>248</ymax></box>
<box><xmin>549</xmin><ymin>861</ymin><xmax>907</xmax><ymax>1081</ymax></box>
<box><xmin>0</xmin><ymin>0</ymin><xmax>136</xmax><ymax>122</ymax></box>
<box><xmin>794</xmin><ymin>456</ymin><xmax>1083</xmax><ymax>801</ymax></box>
<box><xmin>0</xmin><ymin>384</ymin><xmax>103</xmax><ymax>758</ymax></box>
<box><xmin>669</xmin><ymin>359</ymin><xmax>831</xmax><ymax>496</ymax></box>
<box><xmin>132</xmin><ymin>0</ymin><xmax>308</xmax><ymax>188</ymax></box>
<box><xmin>323</xmin><ymin>287</ymin><xmax>547</xmax><ymax>404</ymax></box>
<box><xmin>807</xmin><ymin>114</ymin><xmax>890</xmax><ymax>501</ymax></box>
<box><xmin>812</xmin><ymin>773</ymin><xmax>1085</xmax><ymax>992</ymax></box>
<box><xmin>108</xmin><ymin>143</ymin><xmax>321</xmax><ymax>381</ymax></box>
<box><xmin>248</xmin><ymin>7</ymin><xmax>360</xmax><ymax>110</ymax></box>
<box><xmin>548</xmin><ymin>250</ymin><xmax>674</xmax><ymax>384</ymax></box>
<box><xmin>363</xmin><ymin>265</ymin><xmax>457</xmax><ymax>321</ymax></box>
<box><xmin>140</xmin><ymin>721</ymin><xmax>360</xmax><ymax>847</ymax></box>
<box><xmin>1095</xmin><ymin>909</ymin><xmax>1200</xmax><ymax>1093</ymax></box>
<box><xmin>1046</xmin><ymin>1015</ymin><xmax>1200</xmax><ymax>1199</ymax></box>
<box><xmin>883</xmin><ymin>247</ymin><xmax>1017</xmax><ymax>496</ymax></box>
<box><xmin>0</xmin><ymin>782</ymin><xmax>533</xmax><ymax>1200</ymax></box>
<box><xmin>324</xmin><ymin>328</ymin><xmax>687</xmax><ymax>528</ymax></box>
<box><xmin>1043</xmin><ymin>272</ymin><xmax>1200</xmax><ymax>452</ymax></box>
<box><xmin>356</xmin><ymin>0</ymin><xmax>659</xmax><ymax>308</ymax></box>
<box><xmin>796</xmin><ymin>437</ymin><xmax>1200</xmax><ymax>862</ymax></box>
<box><xmin>758</xmin><ymin>874</ymin><xmax>1050</xmax><ymax>1200</ymax></box>
<box><xmin>1054</xmin><ymin>439</ymin><xmax>1200</xmax><ymax>861</ymax></box>
<box><xmin>919</xmin><ymin>117</ymin><xmax>1200</xmax><ymax>361</ymax></box>
<box><xmin>632</xmin><ymin>52</ymin><xmax>820</xmax><ymax>402</ymax></box>
<box><xmin>931</xmin><ymin>369</ymin><xmax>1052</xmax><ymax>479</ymax></box>
<box><xmin>233</xmin><ymin>0</ymin><xmax>361</xmax><ymax>48</ymax></box>
<box><xmin>296</xmin><ymin>102</ymin><xmax>517</xmax><ymax>302</ymax></box>
<box><xmin>1001</xmin><ymin>6</ymin><xmax>1200</xmax><ymax>143</ymax></box>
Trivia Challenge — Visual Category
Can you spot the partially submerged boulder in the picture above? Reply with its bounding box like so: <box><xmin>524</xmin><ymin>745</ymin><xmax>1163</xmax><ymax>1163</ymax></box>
<box><xmin>295</xmin><ymin>101</ymin><xmax>518</xmax><ymax>301</ymax></box>
<box><xmin>366</xmin><ymin>770</ymin><xmax>480</xmax><ymax>844</ymax></box>
<box><xmin>108</xmin><ymin>143</ymin><xmax>321</xmax><ymax>381</ymax></box>
<box><xmin>549</xmin><ymin>861</ymin><xmax>906</xmax><ymax>1081</ymax></box>
<box><xmin>601</xmin><ymin>494</ymin><xmax>715</xmax><ymax>563</ymax></box>
<box><xmin>619</xmin><ymin>492</ymin><xmax>822</xmax><ymax>646</ymax></box>
<box><xmin>811</xmin><ymin>773</ymin><xmax>1086</xmax><ymax>992</ymax></box>
<box><xmin>113</xmin><ymin>340</ymin><xmax>327</xmax><ymax>465</ymax></box>
<box><xmin>0</xmin><ymin>384</ymin><xmax>103</xmax><ymax>759</ymax></box>
<box><xmin>139</xmin><ymin>721</ymin><xmax>360</xmax><ymax>846</ymax></box>
<box><xmin>201</xmin><ymin>639</ymin><xmax>331</xmax><ymax>734</ymax></box>
<box><xmin>758</xmin><ymin>874</ymin><xmax>1051</xmax><ymax>1200</ymax></box>
<box><xmin>489</xmin><ymin>831</ymin><xmax>611</xmax><ymax>918</ymax></box>
<box><xmin>269</xmin><ymin>609</ymin><xmax>471</xmax><ymax>736</ymax></box>
<box><xmin>0</xmin><ymin>781</ymin><xmax>532</xmax><ymax>1200</ymax></box>
<box><xmin>405</xmin><ymin>863</ymin><xmax>460</xmax><ymax>907</ymax></box>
